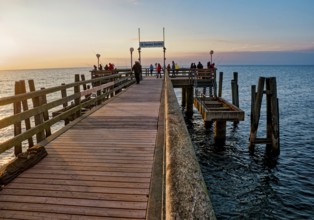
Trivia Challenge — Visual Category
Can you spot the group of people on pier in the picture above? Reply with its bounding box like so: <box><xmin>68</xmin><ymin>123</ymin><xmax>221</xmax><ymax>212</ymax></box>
<box><xmin>133</xmin><ymin>60</ymin><xmax>216</xmax><ymax>80</ymax></box>
<box><xmin>92</xmin><ymin>59</ymin><xmax>215</xmax><ymax>85</ymax></box>
<box><xmin>93</xmin><ymin>63</ymin><xmax>116</xmax><ymax>71</ymax></box>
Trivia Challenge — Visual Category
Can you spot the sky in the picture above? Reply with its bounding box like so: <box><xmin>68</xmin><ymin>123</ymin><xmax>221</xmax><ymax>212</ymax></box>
<box><xmin>1</xmin><ymin>0</ymin><xmax>314</xmax><ymax>70</ymax></box>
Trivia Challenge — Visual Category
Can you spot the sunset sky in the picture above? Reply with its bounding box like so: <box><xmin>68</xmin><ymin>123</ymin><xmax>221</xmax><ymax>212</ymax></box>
<box><xmin>1</xmin><ymin>0</ymin><xmax>314</xmax><ymax>70</ymax></box>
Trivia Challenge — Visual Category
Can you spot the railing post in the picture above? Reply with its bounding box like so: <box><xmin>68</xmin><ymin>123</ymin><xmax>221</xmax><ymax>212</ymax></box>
<box><xmin>40</xmin><ymin>87</ymin><xmax>51</xmax><ymax>137</ymax></box>
<box><xmin>13</xmin><ymin>81</ymin><xmax>22</xmax><ymax>156</ymax></box>
<box><xmin>74</xmin><ymin>74</ymin><xmax>81</xmax><ymax>118</ymax></box>
<box><xmin>61</xmin><ymin>83</ymin><xmax>69</xmax><ymax>125</ymax></box>
<box><xmin>20</xmin><ymin>80</ymin><xmax>34</xmax><ymax>148</ymax></box>
<box><xmin>29</xmin><ymin>79</ymin><xmax>46</xmax><ymax>143</ymax></box>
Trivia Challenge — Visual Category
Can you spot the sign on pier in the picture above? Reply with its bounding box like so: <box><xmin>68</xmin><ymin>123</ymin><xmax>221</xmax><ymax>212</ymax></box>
<box><xmin>139</xmin><ymin>41</ymin><xmax>164</xmax><ymax>48</ymax></box>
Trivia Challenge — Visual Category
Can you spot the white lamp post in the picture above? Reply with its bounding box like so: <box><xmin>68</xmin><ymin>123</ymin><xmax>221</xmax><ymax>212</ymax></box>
<box><xmin>96</xmin><ymin>54</ymin><xmax>101</xmax><ymax>68</ymax></box>
<box><xmin>130</xmin><ymin>47</ymin><xmax>134</xmax><ymax>69</ymax></box>
<box><xmin>210</xmin><ymin>50</ymin><xmax>214</xmax><ymax>63</ymax></box>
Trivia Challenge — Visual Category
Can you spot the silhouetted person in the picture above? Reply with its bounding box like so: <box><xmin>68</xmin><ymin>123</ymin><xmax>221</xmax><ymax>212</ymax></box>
<box><xmin>172</xmin><ymin>61</ymin><xmax>175</xmax><ymax>77</ymax></box>
<box><xmin>150</xmin><ymin>64</ymin><xmax>154</xmax><ymax>76</ymax></box>
<box><xmin>132</xmin><ymin>61</ymin><xmax>142</xmax><ymax>84</ymax></box>
<box><xmin>197</xmin><ymin>61</ymin><xmax>203</xmax><ymax>69</ymax></box>
<box><xmin>157</xmin><ymin>63</ymin><xmax>162</xmax><ymax>78</ymax></box>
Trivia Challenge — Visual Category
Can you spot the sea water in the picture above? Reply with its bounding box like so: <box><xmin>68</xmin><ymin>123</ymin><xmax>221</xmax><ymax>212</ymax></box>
<box><xmin>179</xmin><ymin>65</ymin><xmax>314</xmax><ymax>219</ymax></box>
<box><xmin>0</xmin><ymin>65</ymin><xmax>313</xmax><ymax>219</ymax></box>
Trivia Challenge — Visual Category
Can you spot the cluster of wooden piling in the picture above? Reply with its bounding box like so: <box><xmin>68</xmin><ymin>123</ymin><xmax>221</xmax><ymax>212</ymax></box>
<box><xmin>249</xmin><ymin>77</ymin><xmax>280</xmax><ymax>158</ymax></box>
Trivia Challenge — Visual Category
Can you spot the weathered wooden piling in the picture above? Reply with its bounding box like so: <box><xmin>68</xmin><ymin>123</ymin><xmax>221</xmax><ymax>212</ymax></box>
<box><xmin>214</xmin><ymin>121</ymin><xmax>226</xmax><ymax>146</ymax></box>
<box><xmin>182</xmin><ymin>87</ymin><xmax>187</xmax><ymax>107</ymax></box>
<box><xmin>231</xmin><ymin>72</ymin><xmax>239</xmax><ymax>125</ymax></box>
<box><xmin>249</xmin><ymin>77</ymin><xmax>280</xmax><ymax>157</ymax></box>
<box><xmin>218</xmin><ymin>72</ymin><xmax>223</xmax><ymax>97</ymax></box>
<box><xmin>186</xmin><ymin>86</ymin><xmax>194</xmax><ymax>118</ymax></box>
<box><xmin>231</xmin><ymin>72</ymin><xmax>239</xmax><ymax>108</ymax></box>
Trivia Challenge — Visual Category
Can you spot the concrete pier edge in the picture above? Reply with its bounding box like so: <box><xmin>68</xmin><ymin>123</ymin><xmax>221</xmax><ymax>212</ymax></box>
<box><xmin>164</xmin><ymin>74</ymin><xmax>216</xmax><ymax>219</ymax></box>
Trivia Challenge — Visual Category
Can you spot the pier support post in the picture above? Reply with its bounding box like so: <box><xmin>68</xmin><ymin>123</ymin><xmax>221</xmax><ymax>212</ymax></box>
<box><xmin>218</xmin><ymin>72</ymin><xmax>223</xmax><ymax>97</ymax></box>
<box><xmin>249</xmin><ymin>77</ymin><xmax>264</xmax><ymax>152</ymax></box>
<box><xmin>266</xmin><ymin>77</ymin><xmax>280</xmax><ymax>157</ymax></box>
<box><xmin>181</xmin><ymin>87</ymin><xmax>187</xmax><ymax>107</ymax></box>
<box><xmin>249</xmin><ymin>77</ymin><xmax>280</xmax><ymax>158</ymax></box>
<box><xmin>231</xmin><ymin>72</ymin><xmax>239</xmax><ymax>125</ymax></box>
<box><xmin>186</xmin><ymin>86</ymin><xmax>194</xmax><ymax>118</ymax></box>
<box><xmin>213</xmin><ymin>69</ymin><xmax>217</xmax><ymax>97</ymax></box>
<box><xmin>214</xmin><ymin>121</ymin><xmax>226</xmax><ymax>146</ymax></box>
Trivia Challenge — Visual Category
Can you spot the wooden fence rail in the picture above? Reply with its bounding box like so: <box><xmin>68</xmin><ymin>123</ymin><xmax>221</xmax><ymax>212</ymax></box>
<box><xmin>0</xmin><ymin>70</ymin><xmax>134</xmax><ymax>156</ymax></box>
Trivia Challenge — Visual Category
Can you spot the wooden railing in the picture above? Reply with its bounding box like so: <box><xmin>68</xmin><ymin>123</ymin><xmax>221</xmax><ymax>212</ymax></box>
<box><xmin>0</xmin><ymin>70</ymin><xmax>134</xmax><ymax>156</ymax></box>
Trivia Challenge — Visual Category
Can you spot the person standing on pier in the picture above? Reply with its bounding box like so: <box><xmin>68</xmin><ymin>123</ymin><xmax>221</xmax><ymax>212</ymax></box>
<box><xmin>171</xmin><ymin>61</ymin><xmax>175</xmax><ymax>77</ymax></box>
<box><xmin>149</xmin><ymin>64</ymin><xmax>154</xmax><ymax>76</ymax></box>
<box><xmin>197</xmin><ymin>61</ymin><xmax>203</xmax><ymax>69</ymax></box>
<box><xmin>156</xmin><ymin>63</ymin><xmax>162</xmax><ymax>78</ymax></box>
<box><xmin>175</xmin><ymin>63</ymin><xmax>179</xmax><ymax>76</ymax></box>
<box><xmin>132</xmin><ymin>61</ymin><xmax>142</xmax><ymax>84</ymax></box>
<box><xmin>166</xmin><ymin>64</ymin><xmax>171</xmax><ymax>75</ymax></box>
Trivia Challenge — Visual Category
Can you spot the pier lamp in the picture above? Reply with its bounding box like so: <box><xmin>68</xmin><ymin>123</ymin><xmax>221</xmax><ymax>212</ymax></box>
<box><xmin>130</xmin><ymin>47</ymin><xmax>134</xmax><ymax>69</ymax></box>
<box><xmin>210</xmin><ymin>50</ymin><xmax>214</xmax><ymax>63</ymax></box>
<box><xmin>96</xmin><ymin>54</ymin><xmax>101</xmax><ymax>68</ymax></box>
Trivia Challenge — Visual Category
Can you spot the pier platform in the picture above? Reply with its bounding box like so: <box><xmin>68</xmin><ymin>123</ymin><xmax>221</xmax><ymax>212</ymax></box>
<box><xmin>194</xmin><ymin>96</ymin><xmax>245</xmax><ymax>122</ymax></box>
<box><xmin>0</xmin><ymin>78</ymin><xmax>163</xmax><ymax>219</ymax></box>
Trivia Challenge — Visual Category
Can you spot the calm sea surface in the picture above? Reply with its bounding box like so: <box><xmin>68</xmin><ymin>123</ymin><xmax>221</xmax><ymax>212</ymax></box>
<box><xmin>179</xmin><ymin>65</ymin><xmax>314</xmax><ymax>219</ymax></box>
<box><xmin>0</xmin><ymin>65</ymin><xmax>313</xmax><ymax>219</ymax></box>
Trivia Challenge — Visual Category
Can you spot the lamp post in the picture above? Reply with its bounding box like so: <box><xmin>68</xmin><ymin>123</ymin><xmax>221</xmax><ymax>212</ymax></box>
<box><xmin>210</xmin><ymin>50</ymin><xmax>214</xmax><ymax>63</ymax></box>
<box><xmin>138</xmin><ymin>47</ymin><xmax>141</xmax><ymax>64</ymax></box>
<box><xmin>130</xmin><ymin>47</ymin><xmax>134</xmax><ymax>69</ymax></box>
<box><xmin>96</xmin><ymin>54</ymin><xmax>101</xmax><ymax>68</ymax></box>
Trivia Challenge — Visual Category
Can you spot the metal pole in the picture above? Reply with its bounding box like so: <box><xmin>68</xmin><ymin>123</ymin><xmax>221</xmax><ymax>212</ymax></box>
<box><xmin>130</xmin><ymin>47</ymin><xmax>134</xmax><ymax>69</ymax></box>
<box><xmin>163</xmin><ymin>27</ymin><xmax>166</xmax><ymax>71</ymax></box>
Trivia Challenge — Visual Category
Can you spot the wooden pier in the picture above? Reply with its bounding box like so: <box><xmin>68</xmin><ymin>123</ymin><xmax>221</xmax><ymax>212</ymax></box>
<box><xmin>2</xmin><ymin>67</ymin><xmax>255</xmax><ymax>219</ymax></box>
<box><xmin>0</xmin><ymin>78</ymin><xmax>163</xmax><ymax>219</ymax></box>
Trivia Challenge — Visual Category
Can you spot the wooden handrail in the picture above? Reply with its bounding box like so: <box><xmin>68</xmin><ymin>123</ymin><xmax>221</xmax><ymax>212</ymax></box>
<box><xmin>0</xmin><ymin>70</ymin><xmax>134</xmax><ymax>155</ymax></box>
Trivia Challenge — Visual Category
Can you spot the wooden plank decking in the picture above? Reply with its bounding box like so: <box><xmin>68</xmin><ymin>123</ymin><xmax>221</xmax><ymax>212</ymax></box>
<box><xmin>0</xmin><ymin>78</ymin><xmax>163</xmax><ymax>219</ymax></box>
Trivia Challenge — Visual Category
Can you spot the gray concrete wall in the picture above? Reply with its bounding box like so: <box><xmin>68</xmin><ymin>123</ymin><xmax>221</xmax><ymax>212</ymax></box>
<box><xmin>164</xmin><ymin>74</ymin><xmax>216</xmax><ymax>219</ymax></box>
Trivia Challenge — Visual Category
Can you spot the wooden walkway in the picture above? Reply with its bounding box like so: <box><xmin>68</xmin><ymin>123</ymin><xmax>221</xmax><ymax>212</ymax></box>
<box><xmin>0</xmin><ymin>78</ymin><xmax>163</xmax><ymax>219</ymax></box>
